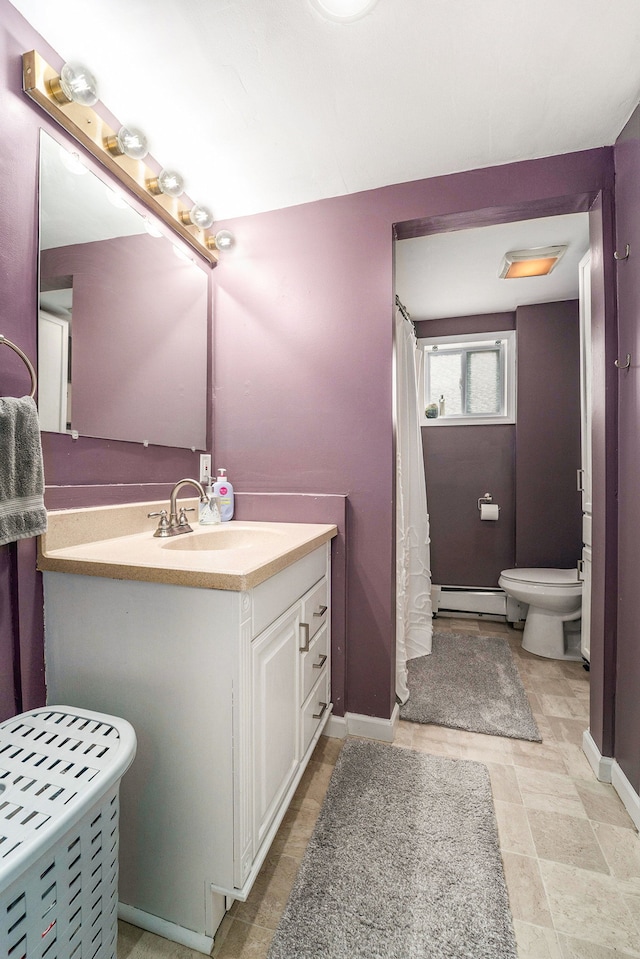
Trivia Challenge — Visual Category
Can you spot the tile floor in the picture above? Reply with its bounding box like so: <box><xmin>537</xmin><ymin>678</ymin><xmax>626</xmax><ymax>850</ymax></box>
<box><xmin>117</xmin><ymin>617</ymin><xmax>640</xmax><ymax>959</ymax></box>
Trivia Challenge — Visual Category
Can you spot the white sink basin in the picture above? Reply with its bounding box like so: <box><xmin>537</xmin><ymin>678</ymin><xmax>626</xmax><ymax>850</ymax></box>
<box><xmin>161</xmin><ymin>526</ymin><xmax>287</xmax><ymax>552</ymax></box>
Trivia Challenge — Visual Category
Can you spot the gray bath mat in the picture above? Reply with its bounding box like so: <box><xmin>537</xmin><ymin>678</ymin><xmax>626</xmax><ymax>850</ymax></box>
<box><xmin>267</xmin><ymin>739</ymin><xmax>517</xmax><ymax>959</ymax></box>
<box><xmin>400</xmin><ymin>630</ymin><xmax>541</xmax><ymax>742</ymax></box>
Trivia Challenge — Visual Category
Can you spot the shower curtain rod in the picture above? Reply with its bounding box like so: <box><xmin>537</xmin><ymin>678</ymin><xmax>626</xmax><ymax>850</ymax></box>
<box><xmin>395</xmin><ymin>295</ymin><xmax>416</xmax><ymax>332</ymax></box>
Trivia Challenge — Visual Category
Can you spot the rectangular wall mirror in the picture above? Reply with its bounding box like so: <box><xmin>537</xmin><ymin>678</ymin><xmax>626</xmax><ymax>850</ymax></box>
<box><xmin>37</xmin><ymin>130</ymin><xmax>209</xmax><ymax>450</ymax></box>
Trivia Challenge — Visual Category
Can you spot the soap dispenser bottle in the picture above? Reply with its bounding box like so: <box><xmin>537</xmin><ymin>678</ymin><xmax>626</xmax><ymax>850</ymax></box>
<box><xmin>212</xmin><ymin>468</ymin><xmax>234</xmax><ymax>522</ymax></box>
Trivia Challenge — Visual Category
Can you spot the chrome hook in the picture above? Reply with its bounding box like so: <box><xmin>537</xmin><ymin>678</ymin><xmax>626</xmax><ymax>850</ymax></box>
<box><xmin>614</xmin><ymin>244</ymin><xmax>631</xmax><ymax>261</ymax></box>
<box><xmin>615</xmin><ymin>353</ymin><xmax>631</xmax><ymax>370</ymax></box>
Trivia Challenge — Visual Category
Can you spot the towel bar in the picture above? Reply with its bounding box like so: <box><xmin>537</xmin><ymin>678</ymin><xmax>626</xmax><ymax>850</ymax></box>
<box><xmin>0</xmin><ymin>334</ymin><xmax>37</xmax><ymax>397</ymax></box>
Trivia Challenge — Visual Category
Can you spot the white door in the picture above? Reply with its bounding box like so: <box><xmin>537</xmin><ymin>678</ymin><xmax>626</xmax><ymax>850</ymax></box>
<box><xmin>38</xmin><ymin>310</ymin><xmax>69</xmax><ymax>432</ymax></box>
<box><xmin>579</xmin><ymin>544</ymin><xmax>592</xmax><ymax>663</ymax></box>
<box><xmin>578</xmin><ymin>252</ymin><xmax>592</xmax><ymax>515</ymax></box>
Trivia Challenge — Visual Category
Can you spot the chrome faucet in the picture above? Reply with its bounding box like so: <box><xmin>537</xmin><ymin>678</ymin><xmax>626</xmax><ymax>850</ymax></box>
<box><xmin>148</xmin><ymin>477</ymin><xmax>208</xmax><ymax>537</ymax></box>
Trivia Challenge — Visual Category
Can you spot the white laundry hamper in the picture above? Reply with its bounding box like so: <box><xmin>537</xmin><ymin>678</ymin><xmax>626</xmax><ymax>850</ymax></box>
<box><xmin>0</xmin><ymin>706</ymin><xmax>136</xmax><ymax>959</ymax></box>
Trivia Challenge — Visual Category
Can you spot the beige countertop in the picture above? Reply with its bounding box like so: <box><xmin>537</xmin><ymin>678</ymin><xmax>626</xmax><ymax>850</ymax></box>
<box><xmin>38</xmin><ymin>500</ymin><xmax>337</xmax><ymax>591</ymax></box>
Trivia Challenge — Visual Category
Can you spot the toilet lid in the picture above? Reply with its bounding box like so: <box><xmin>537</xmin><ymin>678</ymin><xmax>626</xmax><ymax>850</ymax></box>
<box><xmin>500</xmin><ymin>567</ymin><xmax>579</xmax><ymax>587</ymax></box>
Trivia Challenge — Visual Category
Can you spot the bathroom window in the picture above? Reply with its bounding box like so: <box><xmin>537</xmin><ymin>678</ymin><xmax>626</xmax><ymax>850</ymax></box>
<box><xmin>418</xmin><ymin>330</ymin><xmax>516</xmax><ymax>426</ymax></box>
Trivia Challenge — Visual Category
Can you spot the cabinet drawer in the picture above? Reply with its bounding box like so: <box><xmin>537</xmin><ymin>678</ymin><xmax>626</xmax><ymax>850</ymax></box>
<box><xmin>301</xmin><ymin>671</ymin><xmax>330</xmax><ymax>758</ymax></box>
<box><xmin>301</xmin><ymin>577</ymin><xmax>328</xmax><ymax>644</ymax></box>
<box><xmin>300</xmin><ymin>624</ymin><xmax>329</xmax><ymax>704</ymax></box>
<box><xmin>252</xmin><ymin>547</ymin><xmax>326</xmax><ymax>638</ymax></box>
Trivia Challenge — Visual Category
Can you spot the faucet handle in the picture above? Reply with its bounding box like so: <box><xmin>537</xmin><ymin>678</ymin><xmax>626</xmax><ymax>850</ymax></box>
<box><xmin>177</xmin><ymin>506</ymin><xmax>195</xmax><ymax>528</ymax></box>
<box><xmin>148</xmin><ymin>509</ymin><xmax>171</xmax><ymax>537</ymax></box>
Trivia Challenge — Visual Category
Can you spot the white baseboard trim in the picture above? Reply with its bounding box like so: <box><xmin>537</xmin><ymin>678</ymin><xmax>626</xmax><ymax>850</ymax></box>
<box><xmin>582</xmin><ymin>729</ymin><xmax>613</xmax><ymax>783</ymax></box>
<box><xmin>325</xmin><ymin>704</ymin><xmax>399</xmax><ymax>743</ymax></box>
<box><xmin>582</xmin><ymin>730</ymin><xmax>640</xmax><ymax>831</ymax></box>
<box><xmin>611</xmin><ymin>760</ymin><xmax>640</xmax><ymax>832</ymax></box>
<box><xmin>118</xmin><ymin>903</ymin><xmax>213</xmax><ymax>955</ymax></box>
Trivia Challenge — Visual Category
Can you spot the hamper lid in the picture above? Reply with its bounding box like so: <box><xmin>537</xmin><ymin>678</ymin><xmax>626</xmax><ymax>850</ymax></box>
<box><xmin>0</xmin><ymin>706</ymin><xmax>136</xmax><ymax>891</ymax></box>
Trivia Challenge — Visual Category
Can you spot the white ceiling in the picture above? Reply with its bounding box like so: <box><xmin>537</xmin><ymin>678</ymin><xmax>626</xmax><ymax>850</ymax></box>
<box><xmin>9</xmin><ymin>0</ymin><xmax>640</xmax><ymax>220</ymax></box>
<box><xmin>395</xmin><ymin>213</ymin><xmax>590</xmax><ymax>320</ymax></box>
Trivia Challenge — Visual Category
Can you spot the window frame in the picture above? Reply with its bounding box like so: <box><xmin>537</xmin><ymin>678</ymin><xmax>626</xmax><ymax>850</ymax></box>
<box><xmin>418</xmin><ymin>329</ymin><xmax>517</xmax><ymax>427</ymax></box>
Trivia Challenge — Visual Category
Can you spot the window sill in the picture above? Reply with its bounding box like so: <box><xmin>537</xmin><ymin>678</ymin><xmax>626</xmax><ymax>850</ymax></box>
<box><xmin>421</xmin><ymin>416</ymin><xmax>516</xmax><ymax>427</ymax></box>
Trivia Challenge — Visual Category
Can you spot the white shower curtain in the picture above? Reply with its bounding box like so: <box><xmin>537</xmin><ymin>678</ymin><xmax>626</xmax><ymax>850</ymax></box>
<box><xmin>395</xmin><ymin>306</ymin><xmax>433</xmax><ymax>704</ymax></box>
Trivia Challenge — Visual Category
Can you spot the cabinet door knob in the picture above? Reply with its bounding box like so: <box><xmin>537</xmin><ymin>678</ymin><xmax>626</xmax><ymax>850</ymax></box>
<box><xmin>299</xmin><ymin>623</ymin><xmax>310</xmax><ymax>652</ymax></box>
<box><xmin>312</xmin><ymin>654</ymin><xmax>328</xmax><ymax>670</ymax></box>
<box><xmin>312</xmin><ymin>702</ymin><xmax>328</xmax><ymax>719</ymax></box>
<box><xmin>313</xmin><ymin>605</ymin><xmax>328</xmax><ymax>618</ymax></box>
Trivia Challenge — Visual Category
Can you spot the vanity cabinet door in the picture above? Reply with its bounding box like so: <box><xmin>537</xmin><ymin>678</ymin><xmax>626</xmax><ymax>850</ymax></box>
<box><xmin>251</xmin><ymin>605</ymin><xmax>300</xmax><ymax>854</ymax></box>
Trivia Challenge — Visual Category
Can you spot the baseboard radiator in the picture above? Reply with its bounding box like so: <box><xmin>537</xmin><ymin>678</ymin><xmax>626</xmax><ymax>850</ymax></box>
<box><xmin>432</xmin><ymin>585</ymin><xmax>525</xmax><ymax>622</ymax></box>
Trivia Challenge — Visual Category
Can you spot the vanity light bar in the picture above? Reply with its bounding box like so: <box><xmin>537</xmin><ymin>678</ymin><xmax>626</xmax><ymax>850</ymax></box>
<box><xmin>22</xmin><ymin>50</ymin><xmax>219</xmax><ymax>266</ymax></box>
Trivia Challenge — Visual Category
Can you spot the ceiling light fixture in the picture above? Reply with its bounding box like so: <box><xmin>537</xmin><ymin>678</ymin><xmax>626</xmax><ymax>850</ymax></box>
<box><xmin>105</xmin><ymin>125</ymin><xmax>149</xmax><ymax>161</ymax></box>
<box><xmin>48</xmin><ymin>61</ymin><xmax>98</xmax><ymax>106</ymax></box>
<box><xmin>499</xmin><ymin>245</ymin><xmax>568</xmax><ymax>279</ymax></box>
<box><xmin>310</xmin><ymin>0</ymin><xmax>378</xmax><ymax>22</ymax></box>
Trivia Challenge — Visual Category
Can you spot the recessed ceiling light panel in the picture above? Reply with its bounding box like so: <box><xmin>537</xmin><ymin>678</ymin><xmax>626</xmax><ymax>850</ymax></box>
<box><xmin>499</xmin><ymin>245</ymin><xmax>568</xmax><ymax>279</ymax></box>
<box><xmin>310</xmin><ymin>0</ymin><xmax>379</xmax><ymax>22</ymax></box>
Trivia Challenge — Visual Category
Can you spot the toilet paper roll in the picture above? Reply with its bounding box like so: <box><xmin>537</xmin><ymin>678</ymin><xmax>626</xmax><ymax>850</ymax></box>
<box><xmin>480</xmin><ymin>503</ymin><xmax>500</xmax><ymax>521</ymax></box>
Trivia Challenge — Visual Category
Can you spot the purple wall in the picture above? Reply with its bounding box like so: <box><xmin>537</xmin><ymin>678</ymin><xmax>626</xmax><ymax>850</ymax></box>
<box><xmin>213</xmin><ymin>155</ymin><xmax>616</xmax><ymax>724</ymax></box>
<box><xmin>588</xmin><ymin>191</ymin><xmax>619</xmax><ymax>762</ymax></box>
<box><xmin>415</xmin><ymin>303</ymin><xmax>582</xmax><ymax>588</ymax></box>
<box><xmin>614</xmin><ymin>105</ymin><xmax>640</xmax><ymax>793</ymax></box>
<box><xmin>515</xmin><ymin>300</ymin><xmax>582</xmax><ymax>568</ymax></box>
<box><xmin>0</xmin><ymin>0</ymin><xmax>619</xmax><ymax>754</ymax></box>
<box><xmin>415</xmin><ymin>313</ymin><xmax>516</xmax><ymax>587</ymax></box>
<box><xmin>422</xmin><ymin>426</ymin><xmax>515</xmax><ymax>587</ymax></box>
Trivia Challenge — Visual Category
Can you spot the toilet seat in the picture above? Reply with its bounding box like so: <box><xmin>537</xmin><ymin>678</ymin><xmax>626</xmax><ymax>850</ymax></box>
<box><xmin>500</xmin><ymin>568</ymin><xmax>580</xmax><ymax>589</ymax></box>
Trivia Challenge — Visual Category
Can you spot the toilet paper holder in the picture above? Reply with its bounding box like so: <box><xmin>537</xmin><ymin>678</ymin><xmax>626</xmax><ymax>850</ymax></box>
<box><xmin>478</xmin><ymin>492</ymin><xmax>494</xmax><ymax>511</ymax></box>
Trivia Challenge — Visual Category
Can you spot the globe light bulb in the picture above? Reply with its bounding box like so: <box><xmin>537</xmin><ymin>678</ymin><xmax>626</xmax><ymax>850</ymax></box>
<box><xmin>147</xmin><ymin>169</ymin><xmax>185</xmax><ymax>198</ymax></box>
<box><xmin>50</xmin><ymin>61</ymin><xmax>99</xmax><ymax>106</ymax></box>
<box><xmin>106</xmin><ymin>125</ymin><xmax>149</xmax><ymax>160</ymax></box>
<box><xmin>208</xmin><ymin>230</ymin><xmax>235</xmax><ymax>252</ymax></box>
<box><xmin>179</xmin><ymin>203</ymin><xmax>215</xmax><ymax>230</ymax></box>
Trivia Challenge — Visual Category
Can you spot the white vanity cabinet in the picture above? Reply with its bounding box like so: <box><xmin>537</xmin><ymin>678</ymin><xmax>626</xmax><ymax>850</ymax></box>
<box><xmin>42</xmin><ymin>541</ymin><xmax>332</xmax><ymax>953</ymax></box>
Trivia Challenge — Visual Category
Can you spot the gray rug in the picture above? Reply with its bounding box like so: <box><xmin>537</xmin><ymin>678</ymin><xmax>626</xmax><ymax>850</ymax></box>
<box><xmin>268</xmin><ymin>740</ymin><xmax>517</xmax><ymax>959</ymax></box>
<box><xmin>400</xmin><ymin>630</ymin><xmax>541</xmax><ymax>742</ymax></box>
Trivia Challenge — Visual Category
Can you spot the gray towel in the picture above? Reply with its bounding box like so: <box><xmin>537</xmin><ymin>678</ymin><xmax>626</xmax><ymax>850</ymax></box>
<box><xmin>0</xmin><ymin>396</ymin><xmax>47</xmax><ymax>547</ymax></box>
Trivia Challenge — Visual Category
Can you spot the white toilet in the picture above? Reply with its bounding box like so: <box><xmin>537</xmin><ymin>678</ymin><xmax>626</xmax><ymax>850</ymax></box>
<box><xmin>498</xmin><ymin>567</ymin><xmax>582</xmax><ymax>661</ymax></box>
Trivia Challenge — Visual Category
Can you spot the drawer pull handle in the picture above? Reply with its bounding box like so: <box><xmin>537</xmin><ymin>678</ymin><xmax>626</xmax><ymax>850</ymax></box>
<box><xmin>312</xmin><ymin>654</ymin><xmax>328</xmax><ymax>670</ymax></box>
<box><xmin>313</xmin><ymin>701</ymin><xmax>328</xmax><ymax>720</ymax></box>
<box><xmin>314</xmin><ymin>605</ymin><xmax>328</xmax><ymax>618</ymax></box>
<box><xmin>299</xmin><ymin>623</ymin><xmax>310</xmax><ymax>652</ymax></box>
